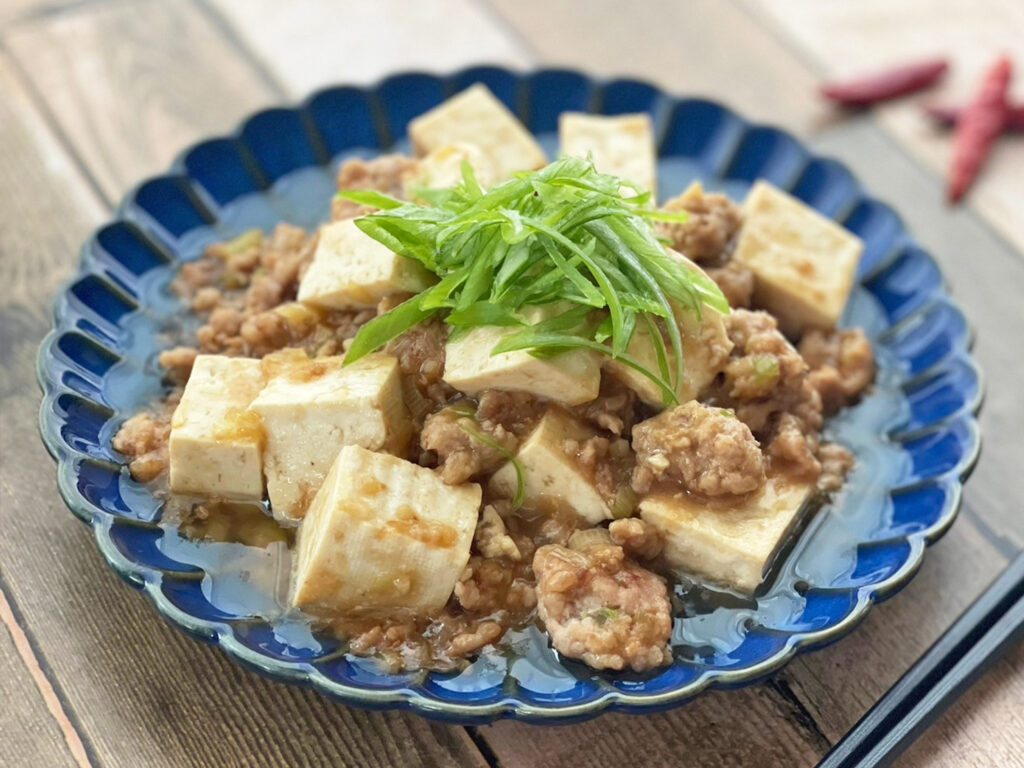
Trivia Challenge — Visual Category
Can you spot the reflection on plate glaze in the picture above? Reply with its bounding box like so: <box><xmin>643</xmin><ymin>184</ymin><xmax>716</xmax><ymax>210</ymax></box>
<box><xmin>156</xmin><ymin>332</ymin><xmax>905</xmax><ymax>682</ymax></box>
<box><xmin>38</xmin><ymin>68</ymin><xmax>981</xmax><ymax>721</ymax></box>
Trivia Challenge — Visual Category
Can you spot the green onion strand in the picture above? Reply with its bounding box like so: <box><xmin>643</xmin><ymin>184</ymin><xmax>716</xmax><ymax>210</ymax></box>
<box><xmin>340</xmin><ymin>156</ymin><xmax>728</xmax><ymax>407</ymax></box>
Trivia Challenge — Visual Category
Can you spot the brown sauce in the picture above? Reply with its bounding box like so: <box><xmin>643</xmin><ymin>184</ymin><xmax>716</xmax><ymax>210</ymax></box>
<box><xmin>119</xmin><ymin>157</ymin><xmax>877</xmax><ymax>674</ymax></box>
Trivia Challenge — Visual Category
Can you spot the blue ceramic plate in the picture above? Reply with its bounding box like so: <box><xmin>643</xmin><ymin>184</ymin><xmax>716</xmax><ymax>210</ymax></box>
<box><xmin>37</xmin><ymin>67</ymin><xmax>982</xmax><ymax>724</ymax></box>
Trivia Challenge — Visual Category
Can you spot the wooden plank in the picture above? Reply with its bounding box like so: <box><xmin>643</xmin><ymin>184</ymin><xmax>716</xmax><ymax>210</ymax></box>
<box><xmin>204</xmin><ymin>0</ymin><xmax>533</xmax><ymax>96</ymax></box>
<box><xmin>741</xmin><ymin>0</ymin><xmax>1024</xmax><ymax>258</ymax></box>
<box><xmin>0</xmin><ymin>0</ymin><xmax>72</xmax><ymax>28</ymax></box>
<box><xmin>476</xmin><ymin>521</ymin><xmax>1008</xmax><ymax>768</ymax></box>
<box><xmin>6</xmin><ymin>3</ymin><xmax>1022</xmax><ymax>766</ymax></box>
<box><xmin>475</xmin><ymin>3</ymin><xmax>1024</xmax><ymax>765</ymax></box>
<box><xmin>0</xmin><ymin>588</ymin><xmax>81</xmax><ymax>768</ymax></box>
<box><xmin>484</xmin><ymin>0</ymin><xmax>1024</xmax><ymax>548</ymax></box>
<box><xmin>897</xmin><ymin>641</ymin><xmax>1024</xmax><ymax>768</ymax></box>
<box><xmin>0</xmin><ymin>47</ymin><xmax>485</xmax><ymax>768</ymax></box>
<box><xmin>485</xmin><ymin>0</ymin><xmax>825</xmax><ymax>132</ymax></box>
<box><xmin>2</xmin><ymin>0</ymin><xmax>281</xmax><ymax>205</ymax></box>
<box><xmin>480</xmin><ymin>685</ymin><xmax>827</xmax><ymax>768</ymax></box>
<box><xmin>782</xmin><ymin>522</ymin><xmax>1007</xmax><ymax>742</ymax></box>
<box><xmin>750</xmin><ymin>68</ymin><xmax>1024</xmax><ymax>768</ymax></box>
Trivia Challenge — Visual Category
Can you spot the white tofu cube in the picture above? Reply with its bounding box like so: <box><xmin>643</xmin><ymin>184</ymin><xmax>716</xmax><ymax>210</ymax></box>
<box><xmin>402</xmin><ymin>142</ymin><xmax>499</xmax><ymax>198</ymax></box>
<box><xmin>640</xmin><ymin>473</ymin><xmax>816</xmax><ymax>593</ymax></box>
<box><xmin>489</xmin><ymin>408</ymin><xmax>612</xmax><ymax>524</ymax></box>
<box><xmin>291</xmin><ymin>445</ymin><xmax>481</xmax><ymax>615</ymax></box>
<box><xmin>408</xmin><ymin>84</ymin><xmax>547</xmax><ymax>182</ymax></box>
<box><xmin>297</xmin><ymin>218</ymin><xmax>435</xmax><ymax>310</ymax></box>
<box><xmin>250</xmin><ymin>350</ymin><xmax>412</xmax><ymax>522</ymax></box>
<box><xmin>559</xmin><ymin>112</ymin><xmax>657</xmax><ymax>200</ymax></box>
<box><xmin>443</xmin><ymin>323</ymin><xmax>601</xmax><ymax>406</ymax></box>
<box><xmin>604</xmin><ymin>251</ymin><xmax>733</xmax><ymax>408</ymax></box>
<box><xmin>168</xmin><ymin>355</ymin><xmax>264</xmax><ymax>499</ymax></box>
<box><xmin>733</xmin><ymin>180</ymin><xmax>863</xmax><ymax>335</ymax></box>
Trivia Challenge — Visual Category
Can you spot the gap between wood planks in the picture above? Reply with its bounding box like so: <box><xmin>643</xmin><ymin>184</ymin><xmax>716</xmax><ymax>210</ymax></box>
<box><xmin>3</xmin><ymin>2</ymin><xmax>1017</xmax><ymax>765</ymax></box>
<box><xmin>187</xmin><ymin>0</ymin><xmax>290</xmax><ymax>100</ymax></box>
<box><xmin>0</xmin><ymin>5</ymin><xmax>941</xmax><ymax>764</ymax></box>
<box><xmin>0</xmin><ymin>572</ymin><xmax>96</xmax><ymax>768</ymax></box>
<box><xmin>0</xmin><ymin>39</ymin><xmax>110</xmax><ymax>210</ymax></box>
<box><xmin>0</xmin><ymin>7</ymin><xmax>501</xmax><ymax>766</ymax></box>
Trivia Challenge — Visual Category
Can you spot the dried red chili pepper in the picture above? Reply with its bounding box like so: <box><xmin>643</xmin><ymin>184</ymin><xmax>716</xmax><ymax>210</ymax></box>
<box><xmin>821</xmin><ymin>58</ymin><xmax>949</xmax><ymax>107</ymax></box>
<box><xmin>924</xmin><ymin>103</ymin><xmax>1024</xmax><ymax>131</ymax></box>
<box><xmin>948</xmin><ymin>56</ymin><xmax>1013</xmax><ymax>203</ymax></box>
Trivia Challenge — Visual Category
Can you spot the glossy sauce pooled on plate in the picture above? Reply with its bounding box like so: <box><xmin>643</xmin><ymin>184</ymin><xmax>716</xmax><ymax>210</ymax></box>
<box><xmin>113</xmin><ymin>83</ymin><xmax>875</xmax><ymax>673</ymax></box>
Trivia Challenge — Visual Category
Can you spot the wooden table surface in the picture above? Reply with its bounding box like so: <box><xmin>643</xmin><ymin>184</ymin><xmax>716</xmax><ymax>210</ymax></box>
<box><xmin>2</xmin><ymin>1</ymin><xmax>1022</xmax><ymax>766</ymax></box>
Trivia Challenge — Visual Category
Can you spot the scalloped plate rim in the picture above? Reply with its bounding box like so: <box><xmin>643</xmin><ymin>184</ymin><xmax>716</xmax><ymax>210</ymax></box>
<box><xmin>36</xmin><ymin>65</ymin><xmax>984</xmax><ymax>724</ymax></box>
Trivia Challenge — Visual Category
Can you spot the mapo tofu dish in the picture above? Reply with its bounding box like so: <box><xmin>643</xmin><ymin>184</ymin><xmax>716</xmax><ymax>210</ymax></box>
<box><xmin>115</xmin><ymin>84</ymin><xmax>875</xmax><ymax>673</ymax></box>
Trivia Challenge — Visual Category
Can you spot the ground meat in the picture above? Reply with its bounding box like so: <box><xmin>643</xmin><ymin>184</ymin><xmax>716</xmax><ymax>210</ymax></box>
<box><xmin>571</xmin><ymin>375</ymin><xmax>638</xmax><ymax>436</ymax></box>
<box><xmin>706</xmin><ymin>260</ymin><xmax>754</xmax><ymax>308</ymax></box>
<box><xmin>174</xmin><ymin>257</ymin><xmax>224</xmax><ymax>300</ymax></box>
<box><xmin>236</xmin><ymin>310</ymin><xmax>292</xmax><ymax>356</ymax></box>
<box><xmin>245</xmin><ymin>224</ymin><xmax>314</xmax><ymax>312</ymax></box>
<box><xmin>766</xmin><ymin>412</ymin><xmax>820</xmax><ymax>480</ymax></box>
<box><xmin>818</xmin><ymin>442</ymin><xmax>855</xmax><ymax>492</ymax></box>
<box><xmin>724</xmin><ymin>310</ymin><xmax>807</xmax><ymax>403</ymax></box>
<box><xmin>609</xmin><ymin>518</ymin><xmax>663</xmax><ymax>561</ymax></box>
<box><xmin>181</xmin><ymin>225</ymin><xmax>322</xmax><ymax>358</ymax></box>
<box><xmin>446</xmin><ymin>621</ymin><xmax>504</xmax><ymax>657</ymax></box>
<box><xmin>192</xmin><ymin>286</ymin><xmax>222</xmax><ymax>312</ymax></box>
<box><xmin>386</xmin><ymin>319</ymin><xmax>454</xmax><ymax>416</ymax></box>
<box><xmin>308</xmin><ymin>307</ymin><xmax>377</xmax><ymax>358</ymax></box>
<box><xmin>533</xmin><ymin>542</ymin><xmax>672</xmax><ymax>672</ymax></box>
<box><xmin>805</xmin><ymin>365</ymin><xmax>844</xmax><ymax>418</ymax></box>
<box><xmin>157</xmin><ymin>346</ymin><xmax>198</xmax><ymax>382</ymax></box>
<box><xmin>345</xmin><ymin>619</ymin><xmax>430</xmax><ymax>672</ymax></box>
<box><xmin>799</xmin><ymin>328</ymin><xmax>876</xmax><ymax>416</ymax></box>
<box><xmin>455</xmin><ymin>556</ymin><xmax>536</xmax><ymax>615</ymax></box>
<box><xmin>343</xmin><ymin>610</ymin><xmax>511</xmax><ymax>672</ymax></box>
<box><xmin>473</xmin><ymin>505</ymin><xmax>522</xmax><ymax>561</ymax></box>
<box><xmin>420</xmin><ymin>408</ymin><xmax>516</xmax><ymax>484</ymax></box>
<box><xmin>112</xmin><ymin>412</ymin><xmax>171</xmax><ymax>482</ymax></box>
<box><xmin>719</xmin><ymin>309</ymin><xmax>811</xmax><ymax>435</ymax></box>
<box><xmin>656</xmin><ymin>185</ymin><xmax>742</xmax><ymax>265</ymax></box>
<box><xmin>475</xmin><ymin>389</ymin><xmax>545</xmax><ymax>437</ymax></box>
<box><xmin>331</xmin><ymin>154</ymin><xmax>420</xmax><ymax>220</ymax></box>
<box><xmin>196</xmin><ymin>306</ymin><xmax>244</xmax><ymax>353</ymax></box>
<box><xmin>631</xmin><ymin>401</ymin><xmax>766</xmax><ymax>497</ymax></box>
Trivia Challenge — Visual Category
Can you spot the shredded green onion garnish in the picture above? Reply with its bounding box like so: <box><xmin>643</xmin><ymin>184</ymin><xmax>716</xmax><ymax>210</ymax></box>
<box><xmin>340</xmin><ymin>156</ymin><xmax>728</xmax><ymax>405</ymax></box>
<box><xmin>457</xmin><ymin>421</ymin><xmax>525</xmax><ymax>509</ymax></box>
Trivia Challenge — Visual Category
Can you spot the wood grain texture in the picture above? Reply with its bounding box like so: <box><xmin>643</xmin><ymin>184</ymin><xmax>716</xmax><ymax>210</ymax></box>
<box><xmin>3</xmin><ymin>1</ymin><xmax>1024</xmax><ymax>766</ymax></box>
<box><xmin>485</xmin><ymin>0</ymin><xmax>826</xmax><ymax>132</ymax></box>
<box><xmin>742</xmin><ymin>0</ymin><xmax>1024</xmax><ymax>259</ymax></box>
<box><xmin>0</xmin><ymin>587</ymin><xmax>81</xmax><ymax>768</ymax></box>
<box><xmin>2</xmin><ymin>0</ymin><xmax>280</xmax><ymax>205</ymax></box>
<box><xmin>0</xmin><ymin>40</ymin><xmax>485</xmax><ymax>768</ymax></box>
<box><xmin>482</xmin><ymin>3</ymin><xmax>1024</xmax><ymax>765</ymax></box>
<box><xmin>486</xmin><ymin>0</ymin><xmax>1024</xmax><ymax>547</ymax></box>
<box><xmin>203</xmin><ymin>0</ymin><xmax>533</xmax><ymax>96</ymax></box>
<box><xmin>0</xmin><ymin>0</ymin><xmax>75</xmax><ymax>27</ymax></box>
<box><xmin>480</xmin><ymin>685</ymin><xmax>827</xmax><ymax>768</ymax></box>
<box><xmin>782</xmin><ymin>522</ymin><xmax>1006</xmax><ymax>743</ymax></box>
<box><xmin>897</xmin><ymin>640</ymin><xmax>1024</xmax><ymax>768</ymax></box>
